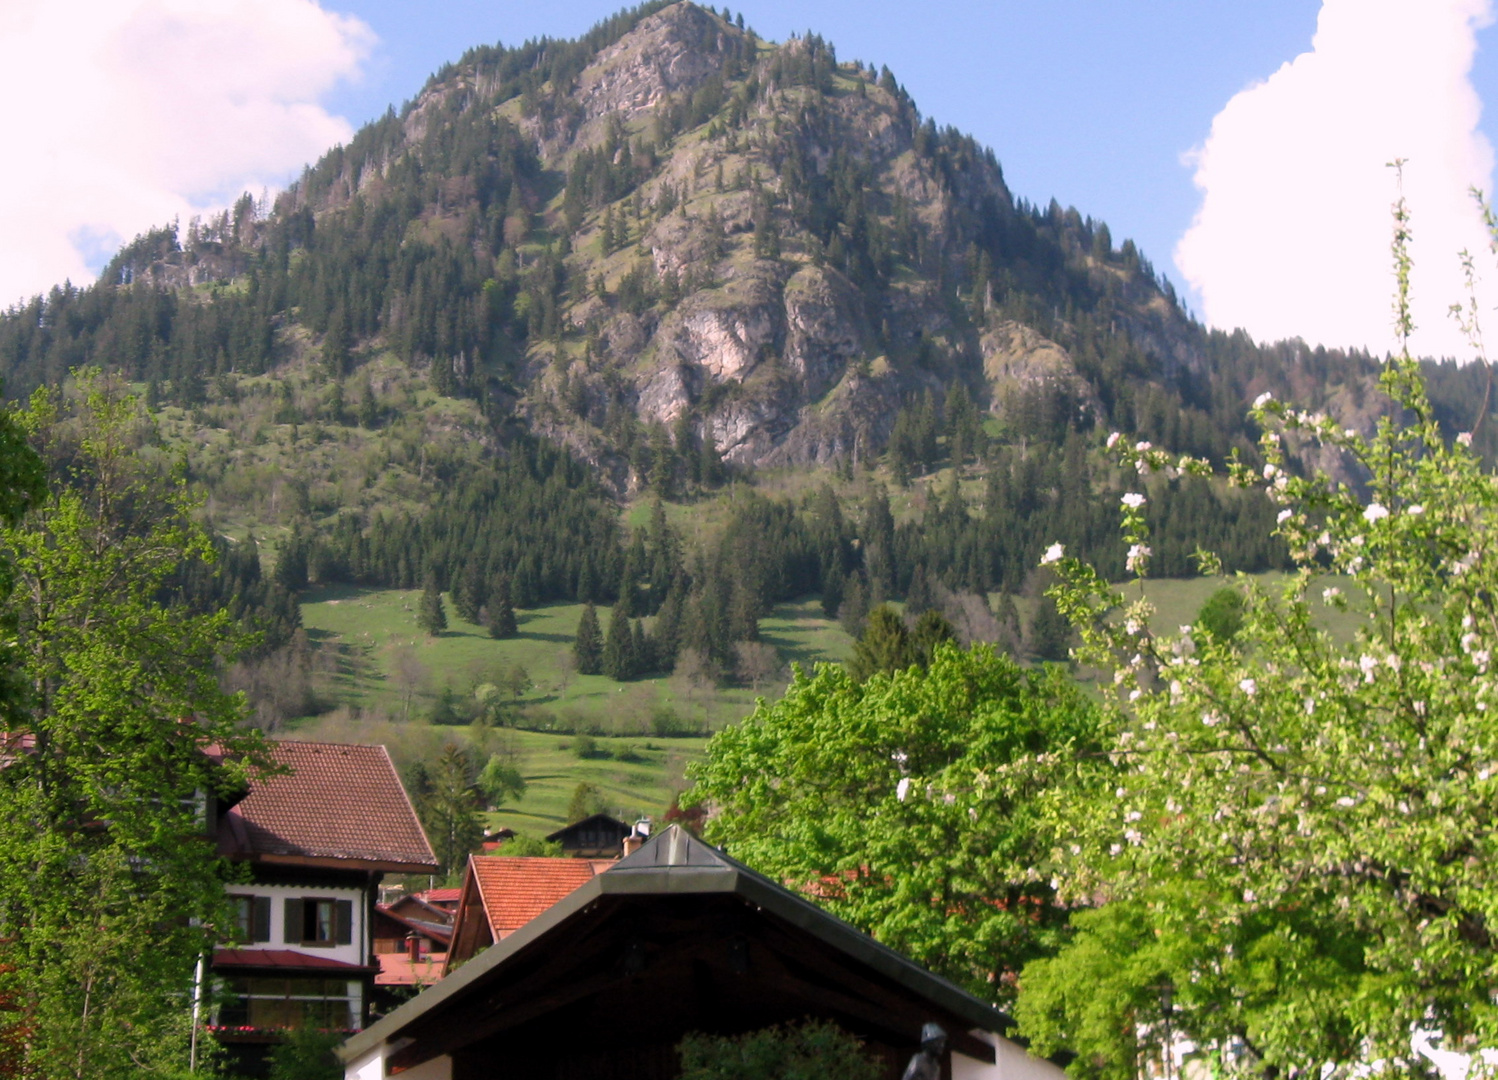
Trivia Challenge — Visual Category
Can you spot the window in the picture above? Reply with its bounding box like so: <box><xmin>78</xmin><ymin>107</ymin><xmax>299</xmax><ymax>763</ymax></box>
<box><xmin>217</xmin><ymin>977</ymin><xmax>359</xmax><ymax>1032</ymax></box>
<box><xmin>231</xmin><ymin>895</ymin><xmax>272</xmax><ymax>943</ymax></box>
<box><xmin>283</xmin><ymin>898</ymin><xmax>353</xmax><ymax>947</ymax></box>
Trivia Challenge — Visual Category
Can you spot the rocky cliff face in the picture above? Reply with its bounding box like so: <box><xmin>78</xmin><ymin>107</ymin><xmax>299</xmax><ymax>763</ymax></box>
<box><xmin>393</xmin><ymin>0</ymin><xmax>1196</xmax><ymax>487</ymax></box>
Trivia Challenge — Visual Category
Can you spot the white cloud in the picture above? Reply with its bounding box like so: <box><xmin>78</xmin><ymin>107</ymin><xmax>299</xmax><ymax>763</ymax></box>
<box><xmin>0</xmin><ymin>0</ymin><xmax>374</xmax><ymax>308</ymax></box>
<box><xmin>1175</xmin><ymin>0</ymin><xmax>1497</xmax><ymax>360</ymax></box>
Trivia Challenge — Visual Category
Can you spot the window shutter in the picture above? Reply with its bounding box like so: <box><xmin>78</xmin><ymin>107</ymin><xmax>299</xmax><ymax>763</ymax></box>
<box><xmin>252</xmin><ymin>896</ymin><xmax>272</xmax><ymax>943</ymax></box>
<box><xmin>284</xmin><ymin>898</ymin><xmax>303</xmax><ymax>944</ymax></box>
<box><xmin>334</xmin><ymin>900</ymin><xmax>354</xmax><ymax>945</ymax></box>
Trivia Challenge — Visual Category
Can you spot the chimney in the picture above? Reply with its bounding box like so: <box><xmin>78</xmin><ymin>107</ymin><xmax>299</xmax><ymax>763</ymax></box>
<box><xmin>622</xmin><ymin>835</ymin><xmax>643</xmax><ymax>857</ymax></box>
<box><xmin>406</xmin><ymin>932</ymin><xmax>420</xmax><ymax>962</ymax></box>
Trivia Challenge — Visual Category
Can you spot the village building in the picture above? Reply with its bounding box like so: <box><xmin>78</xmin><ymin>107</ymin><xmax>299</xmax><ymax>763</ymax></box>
<box><xmin>212</xmin><ymin>741</ymin><xmax>437</xmax><ymax>1065</ymax></box>
<box><xmin>341</xmin><ymin>826</ymin><xmax>1069</xmax><ymax>1080</ymax></box>
<box><xmin>544</xmin><ymin>812</ymin><xmax>632</xmax><ymax>857</ymax></box>
<box><xmin>443</xmin><ymin>853</ymin><xmax>615</xmax><ymax>973</ymax></box>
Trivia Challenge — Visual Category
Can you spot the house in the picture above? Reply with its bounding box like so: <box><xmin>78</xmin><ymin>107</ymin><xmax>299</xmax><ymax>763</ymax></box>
<box><xmin>341</xmin><ymin>826</ymin><xmax>1071</xmax><ymax>1080</ymax></box>
<box><xmin>212</xmin><ymin>741</ymin><xmax>437</xmax><ymax>1061</ymax></box>
<box><xmin>442</xmin><ymin>853</ymin><xmax>614</xmax><ymax>973</ymax></box>
<box><xmin>372</xmin><ymin>903</ymin><xmax>451</xmax><ymax>991</ymax></box>
<box><xmin>544</xmin><ymin>812</ymin><xmax>631</xmax><ymax>857</ymax></box>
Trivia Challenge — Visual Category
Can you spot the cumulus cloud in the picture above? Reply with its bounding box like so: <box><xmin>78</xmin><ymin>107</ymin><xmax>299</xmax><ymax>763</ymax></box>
<box><xmin>0</xmin><ymin>0</ymin><xmax>374</xmax><ymax>308</ymax></box>
<box><xmin>1175</xmin><ymin>0</ymin><xmax>1497</xmax><ymax>360</ymax></box>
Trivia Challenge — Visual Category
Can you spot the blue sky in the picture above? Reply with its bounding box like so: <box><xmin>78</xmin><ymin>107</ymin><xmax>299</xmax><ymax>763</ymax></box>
<box><xmin>3</xmin><ymin>0</ymin><xmax>1495</xmax><ymax>357</ymax></box>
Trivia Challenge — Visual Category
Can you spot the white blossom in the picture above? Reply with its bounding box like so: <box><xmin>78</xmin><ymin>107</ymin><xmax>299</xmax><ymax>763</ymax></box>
<box><xmin>1135</xmin><ymin>440</ymin><xmax>1152</xmax><ymax>452</ymax></box>
<box><xmin>896</xmin><ymin>778</ymin><xmax>911</xmax><ymax>802</ymax></box>
<box><xmin>1459</xmin><ymin>431</ymin><xmax>1474</xmax><ymax>446</ymax></box>
<box><xmin>1121</xmin><ymin>492</ymin><xmax>1146</xmax><ymax>509</ymax></box>
<box><xmin>1263</xmin><ymin>464</ymin><xmax>1279</xmax><ymax>479</ymax></box>
<box><xmin>1253</xmin><ymin>392</ymin><xmax>1273</xmax><ymax>409</ymax></box>
<box><xmin>1408</xmin><ymin>504</ymin><xmax>1425</xmax><ymax>516</ymax></box>
<box><xmin>1124</xmin><ymin>619</ymin><xmax>1141</xmax><ymax>635</ymax></box>
<box><xmin>1040</xmin><ymin>542</ymin><xmax>1065</xmax><ymax>565</ymax></box>
<box><xmin>1239</xmin><ymin>678</ymin><xmax>1257</xmax><ymax>696</ymax></box>
<box><xmin>1106</xmin><ymin>431</ymin><xmax>1121</xmax><ymax>449</ymax></box>
<box><xmin>1202</xmin><ymin>711</ymin><xmax>1222</xmax><ymax>727</ymax></box>
<box><xmin>1126</xmin><ymin>543</ymin><xmax>1151</xmax><ymax>573</ymax></box>
<box><xmin>1364</xmin><ymin>503</ymin><xmax>1389</xmax><ymax>523</ymax></box>
<box><xmin>1277</xmin><ymin>509</ymin><xmax>1293</xmax><ymax>524</ymax></box>
<box><xmin>1322</xmin><ymin>587</ymin><xmax>1341</xmax><ymax>602</ymax></box>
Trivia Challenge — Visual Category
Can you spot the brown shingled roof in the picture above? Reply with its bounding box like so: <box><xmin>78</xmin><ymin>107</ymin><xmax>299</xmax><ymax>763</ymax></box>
<box><xmin>219</xmin><ymin>741</ymin><xmax>436</xmax><ymax>873</ymax></box>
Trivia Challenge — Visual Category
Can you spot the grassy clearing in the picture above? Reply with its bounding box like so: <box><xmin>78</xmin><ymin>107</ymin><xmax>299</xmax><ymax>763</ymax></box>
<box><xmin>297</xmin><ymin>587</ymin><xmax>854</xmax><ymax>732</ymax></box>
<box><xmin>292</xmin><ymin>587</ymin><xmax>853</xmax><ymax>838</ymax></box>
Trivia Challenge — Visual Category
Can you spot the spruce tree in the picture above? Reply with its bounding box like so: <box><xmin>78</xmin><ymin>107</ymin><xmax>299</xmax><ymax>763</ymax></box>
<box><xmin>573</xmin><ymin>602</ymin><xmax>603</xmax><ymax>675</ymax></box>
<box><xmin>603</xmin><ymin>602</ymin><xmax>634</xmax><ymax>680</ymax></box>
<box><xmin>847</xmin><ymin>604</ymin><xmax>913</xmax><ymax>681</ymax></box>
<box><xmin>631</xmin><ymin>619</ymin><xmax>652</xmax><ymax>675</ymax></box>
<box><xmin>453</xmin><ymin>559</ymin><xmax>483</xmax><ymax>624</ymax></box>
<box><xmin>417</xmin><ymin>574</ymin><xmax>447</xmax><ymax>636</ymax></box>
<box><xmin>487</xmin><ymin>574</ymin><xmax>518</xmax><ymax>639</ymax></box>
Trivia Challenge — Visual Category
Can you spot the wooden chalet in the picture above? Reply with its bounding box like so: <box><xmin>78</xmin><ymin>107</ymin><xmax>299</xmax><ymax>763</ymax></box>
<box><xmin>341</xmin><ymin>826</ymin><xmax>1068</xmax><ymax>1080</ymax></box>
<box><xmin>213</xmin><ymin>740</ymin><xmax>437</xmax><ymax>1064</ymax></box>
<box><xmin>544</xmin><ymin>812</ymin><xmax>631</xmax><ymax>857</ymax></box>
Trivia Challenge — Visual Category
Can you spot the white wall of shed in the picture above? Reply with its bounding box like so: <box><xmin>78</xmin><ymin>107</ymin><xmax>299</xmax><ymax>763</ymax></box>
<box><xmin>955</xmin><ymin>1030</ymin><xmax>1070</xmax><ymax>1080</ymax></box>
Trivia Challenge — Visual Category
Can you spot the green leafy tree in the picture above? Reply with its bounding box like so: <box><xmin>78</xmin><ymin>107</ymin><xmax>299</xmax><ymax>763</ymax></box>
<box><xmin>477</xmin><ymin>753</ymin><xmax>527</xmax><ymax>809</ymax></box>
<box><xmin>684</xmin><ymin>645</ymin><xmax>1103</xmax><ymax>1003</ymax></box>
<box><xmin>269</xmin><ymin>1026</ymin><xmax>343</xmax><ymax>1080</ymax></box>
<box><xmin>1030</xmin><ymin>202</ymin><xmax>1498</xmax><ymax>1075</ymax></box>
<box><xmin>1194</xmin><ymin>585</ymin><xmax>1245</xmax><ymax>642</ymax></box>
<box><xmin>565</xmin><ymin>781</ymin><xmax>607</xmax><ymax>823</ymax></box>
<box><xmin>0</xmin><ymin>372</ymin><xmax>269</xmax><ymax>1079</ymax></box>
<box><xmin>417</xmin><ymin>573</ymin><xmax>447</xmax><ymax>636</ymax></box>
<box><xmin>573</xmin><ymin>602</ymin><xmax>603</xmax><ymax>675</ymax></box>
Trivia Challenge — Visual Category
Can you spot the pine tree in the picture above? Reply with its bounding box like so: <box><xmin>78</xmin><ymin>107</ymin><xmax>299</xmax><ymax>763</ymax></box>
<box><xmin>904</xmin><ymin>564</ymin><xmax>936</xmax><ymax>620</ymax></box>
<box><xmin>573</xmin><ymin>602</ymin><xmax>603</xmax><ymax>675</ymax></box>
<box><xmin>417</xmin><ymin>573</ymin><xmax>447</xmax><ymax>636</ymax></box>
<box><xmin>453</xmin><ymin>559</ymin><xmax>483</xmax><ymax>624</ymax></box>
<box><xmin>603</xmin><ymin>602</ymin><xmax>634</xmax><ymax>680</ymax></box>
<box><xmin>487</xmin><ymin>574</ymin><xmax>518</xmax><ymax>639</ymax></box>
<box><xmin>631</xmin><ymin>619</ymin><xmax>652</xmax><ymax>675</ymax></box>
<box><xmin>847</xmin><ymin>605</ymin><xmax>913</xmax><ymax>681</ymax></box>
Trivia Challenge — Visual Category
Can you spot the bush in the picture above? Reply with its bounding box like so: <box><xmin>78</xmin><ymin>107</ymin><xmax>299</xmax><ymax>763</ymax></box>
<box><xmin>677</xmin><ymin>1020</ymin><xmax>884</xmax><ymax>1080</ymax></box>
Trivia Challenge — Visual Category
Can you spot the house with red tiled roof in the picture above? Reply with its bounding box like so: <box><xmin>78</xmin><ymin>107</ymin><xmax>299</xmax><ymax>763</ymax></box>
<box><xmin>443</xmin><ymin>854</ymin><xmax>615</xmax><ymax>973</ymax></box>
<box><xmin>211</xmin><ymin>741</ymin><xmax>436</xmax><ymax>1064</ymax></box>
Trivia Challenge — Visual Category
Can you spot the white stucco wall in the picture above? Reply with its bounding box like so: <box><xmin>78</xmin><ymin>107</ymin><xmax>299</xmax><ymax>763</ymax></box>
<box><xmin>344</xmin><ymin>1045</ymin><xmax>451</xmax><ymax>1080</ymax></box>
<box><xmin>954</xmin><ymin>1030</ymin><xmax>1070</xmax><ymax>1080</ymax></box>
<box><xmin>225</xmin><ymin>883</ymin><xmax>367</xmax><ymax>967</ymax></box>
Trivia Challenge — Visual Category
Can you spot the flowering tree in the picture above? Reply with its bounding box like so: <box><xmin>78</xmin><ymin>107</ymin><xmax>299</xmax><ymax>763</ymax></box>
<box><xmin>1018</xmin><ymin>199</ymin><xmax>1498</xmax><ymax>1076</ymax></box>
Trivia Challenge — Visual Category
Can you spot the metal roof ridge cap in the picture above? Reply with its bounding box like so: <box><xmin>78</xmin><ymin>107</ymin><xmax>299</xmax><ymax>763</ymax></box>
<box><xmin>339</xmin><ymin>873</ymin><xmax>608</xmax><ymax>1062</ymax></box>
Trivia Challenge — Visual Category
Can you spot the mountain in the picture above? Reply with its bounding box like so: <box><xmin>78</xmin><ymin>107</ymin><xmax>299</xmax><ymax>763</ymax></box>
<box><xmin>2</xmin><ymin>0</ymin><xmax>1494</xmax><ymax>642</ymax></box>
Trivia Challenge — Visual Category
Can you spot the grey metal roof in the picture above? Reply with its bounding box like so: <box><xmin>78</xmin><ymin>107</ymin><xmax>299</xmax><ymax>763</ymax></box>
<box><xmin>341</xmin><ymin>824</ymin><xmax>1012</xmax><ymax>1062</ymax></box>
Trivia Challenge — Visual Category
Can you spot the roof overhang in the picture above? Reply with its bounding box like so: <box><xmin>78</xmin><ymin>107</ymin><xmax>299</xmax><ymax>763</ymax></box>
<box><xmin>341</xmin><ymin>826</ymin><xmax>1012</xmax><ymax>1066</ymax></box>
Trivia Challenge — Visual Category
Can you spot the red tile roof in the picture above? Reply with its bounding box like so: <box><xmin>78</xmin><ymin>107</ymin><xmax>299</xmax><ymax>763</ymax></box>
<box><xmin>421</xmin><ymin>888</ymin><xmax>462</xmax><ymax>905</ymax></box>
<box><xmin>219</xmin><ymin>741</ymin><xmax>436</xmax><ymax>873</ymax></box>
<box><xmin>213</xmin><ymin>948</ymin><xmax>374</xmax><ymax>973</ymax></box>
<box><xmin>375</xmin><ymin>952</ymin><xmax>447</xmax><ymax>987</ymax></box>
<box><xmin>471</xmin><ymin>857</ymin><xmax>609</xmax><ymax>936</ymax></box>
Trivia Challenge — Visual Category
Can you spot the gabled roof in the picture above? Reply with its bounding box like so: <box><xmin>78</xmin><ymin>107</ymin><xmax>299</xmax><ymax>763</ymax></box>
<box><xmin>218</xmin><ymin>741</ymin><xmax>437</xmax><ymax>873</ymax></box>
<box><xmin>444</xmin><ymin>855</ymin><xmax>613</xmax><ymax>969</ymax></box>
<box><xmin>344</xmin><ymin>826</ymin><xmax>1013</xmax><ymax>1069</ymax></box>
<box><xmin>544</xmin><ymin>812</ymin><xmax>630</xmax><ymax>844</ymax></box>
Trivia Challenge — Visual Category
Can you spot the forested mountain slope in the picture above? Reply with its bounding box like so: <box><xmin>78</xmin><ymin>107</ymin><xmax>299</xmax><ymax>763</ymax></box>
<box><xmin>0</xmin><ymin>0</ymin><xmax>1490</xmax><ymax>694</ymax></box>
